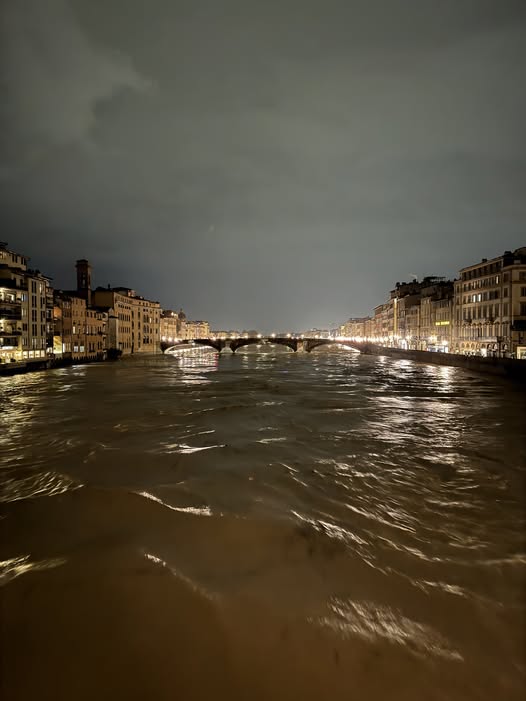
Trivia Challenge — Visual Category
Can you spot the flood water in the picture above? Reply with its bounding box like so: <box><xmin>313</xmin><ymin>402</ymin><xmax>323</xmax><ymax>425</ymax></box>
<box><xmin>1</xmin><ymin>348</ymin><xmax>525</xmax><ymax>700</ymax></box>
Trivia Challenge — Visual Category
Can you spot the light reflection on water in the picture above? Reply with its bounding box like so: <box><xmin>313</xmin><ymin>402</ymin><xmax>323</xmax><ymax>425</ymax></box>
<box><xmin>0</xmin><ymin>555</ymin><xmax>67</xmax><ymax>584</ymax></box>
<box><xmin>318</xmin><ymin>598</ymin><xmax>464</xmax><ymax>661</ymax></box>
<box><xmin>1</xmin><ymin>349</ymin><xmax>525</xmax><ymax>700</ymax></box>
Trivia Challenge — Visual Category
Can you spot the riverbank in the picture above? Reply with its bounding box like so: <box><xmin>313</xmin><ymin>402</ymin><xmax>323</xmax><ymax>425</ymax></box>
<box><xmin>0</xmin><ymin>358</ymin><xmax>54</xmax><ymax>376</ymax></box>
<box><xmin>360</xmin><ymin>343</ymin><xmax>526</xmax><ymax>382</ymax></box>
<box><xmin>0</xmin><ymin>349</ymin><xmax>167</xmax><ymax>377</ymax></box>
<box><xmin>0</xmin><ymin>355</ymin><xmax>107</xmax><ymax>377</ymax></box>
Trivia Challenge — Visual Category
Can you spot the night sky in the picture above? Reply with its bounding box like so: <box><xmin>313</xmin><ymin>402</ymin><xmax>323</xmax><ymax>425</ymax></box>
<box><xmin>1</xmin><ymin>0</ymin><xmax>525</xmax><ymax>331</ymax></box>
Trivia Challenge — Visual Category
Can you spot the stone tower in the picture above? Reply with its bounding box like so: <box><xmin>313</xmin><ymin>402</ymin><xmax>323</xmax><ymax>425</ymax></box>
<box><xmin>76</xmin><ymin>259</ymin><xmax>92</xmax><ymax>305</ymax></box>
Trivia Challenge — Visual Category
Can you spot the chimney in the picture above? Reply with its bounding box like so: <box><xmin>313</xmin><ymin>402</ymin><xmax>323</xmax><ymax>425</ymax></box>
<box><xmin>76</xmin><ymin>259</ymin><xmax>92</xmax><ymax>306</ymax></box>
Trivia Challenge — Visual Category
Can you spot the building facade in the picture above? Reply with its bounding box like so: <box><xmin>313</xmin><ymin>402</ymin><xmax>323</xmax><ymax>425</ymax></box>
<box><xmin>341</xmin><ymin>250</ymin><xmax>525</xmax><ymax>358</ymax></box>
<box><xmin>160</xmin><ymin>309</ymin><xmax>186</xmax><ymax>344</ymax></box>
<box><xmin>53</xmin><ymin>292</ymin><xmax>73</xmax><ymax>358</ymax></box>
<box><xmin>53</xmin><ymin>291</ymin><xmax>108</xmax><ymax>362</ymax></box>
<box><xmin>55</xmin><ymin>259</ymin><xmax>158</xmax><ymax>361</ymax></box>
<box><xmin>453</xmin><ymin>248</ymin><xmax>526</xmax><ymax>358</ymax></box>
<box><xmin>85</xmin><ymin>307</ymin><xmax>107</xmax><ymax>360</ymax></box>
<box><xmin>396</xmin><ymin>295</ymin><xmax>421</xmax><ymax>348</ymax></box>
<box><xmin>183</xmin><ymin>320</ymin><xmax>211</xmax><ymax>340</ymax></box>
<box><xmin>339</xmin><ymin>317</ymin><xmax>370</xmax><ymax>339</ymax></box>
<box><xmin>418</xmin><ymin>280</ymin><xmax>454</xmax><ymax>351</ymax></box>
<box><xmin>92</xmin><ymin>286</ymin><xmax>160</xmax><ymax>354</ymax></box>
<box><xmin>71</xmin><ymin>295</ymin><xmax>87</xmax><ymax>361</ymax></box>
<box><xmin>372</xmin><ymin>303</ymin><xmax>391</xmax><ymax>342</ymax></box>
<box><xmin>0</xmin><ymin>242</ymin><xmax>53</xmax><ymax>365</ymax></box>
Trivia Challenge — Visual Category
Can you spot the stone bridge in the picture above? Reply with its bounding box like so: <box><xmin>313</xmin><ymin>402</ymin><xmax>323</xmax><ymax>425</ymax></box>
<box><xmin>161</xmin><ymin>337</ymin><xmax>370</xmax><ymax>354</ymax></box>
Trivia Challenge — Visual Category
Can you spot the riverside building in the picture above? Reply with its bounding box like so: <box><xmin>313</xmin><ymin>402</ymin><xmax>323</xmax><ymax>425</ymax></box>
<box><xmin>419</xmin><ymin>279</ymin><xmax>454</xmax><ymax>352</ymax></box>
<box><xmin>453</xmin><ymin>247</ymin><xmax>526</xmax><ymax>358</ymax></box>
<box><xmin>339</xmin><ymin>317</ymin><xmax>370</xmax><ymax>339</ymax></box>
<box><xmin>0</xmin><ymin>242</ymin><xmax>53</xmax><ymax>366</ymax></box>
<box><xmin>87</xmin><ymin>257</ymin><xmax>160</xmax><ymax>355</ymax></box>
<box><xmin>53</xmin><ymin>292</ymin><xmax>108</xmax><ymax>362</ymax></box>
<box><xmin>92</xmin><ymin>286</ymin><xmax>161</xmax><ymax>354</ymax></box>
<box><xmin>160</xmin><ymin>309</ymin><xmax>186</xmax><ymax>343</ymax></box>
<box><xmin>183</xmin><ymin>320</ymin><xmax>210</xmax><ymax>339</ymax></box>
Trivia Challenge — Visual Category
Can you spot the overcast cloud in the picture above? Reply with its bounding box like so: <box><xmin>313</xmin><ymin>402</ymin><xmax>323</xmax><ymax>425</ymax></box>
<box><xmin>1</xmin><ymin>0</ymin><xmax>525</xmax><ymax>331</ymax></box>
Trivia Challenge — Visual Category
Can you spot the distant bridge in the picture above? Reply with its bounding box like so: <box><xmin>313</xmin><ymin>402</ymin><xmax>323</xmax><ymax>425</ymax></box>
<box><xmin>161</xmin><ymin>337</ymin><xmax>371</xmax><ymax>354</ymax></box>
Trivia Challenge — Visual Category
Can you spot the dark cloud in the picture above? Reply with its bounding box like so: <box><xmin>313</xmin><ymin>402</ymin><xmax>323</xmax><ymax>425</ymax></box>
<box><xmin>1</xmin><ymin>0</ymin><xmax>525</xmax><ymax>331</ymax></box>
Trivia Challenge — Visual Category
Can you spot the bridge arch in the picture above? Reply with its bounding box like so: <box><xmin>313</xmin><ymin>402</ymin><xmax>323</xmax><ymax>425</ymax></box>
<box><xmin>265</xmin><ymin>338</ymin><xmax>298</xmax><ymax>353</ymax></box>
<box><xmin>304</xmin><ymin>339</ymin><xmax>363</xmax><ymax>353</ymax></box>
<box><xmin>229</xmin><ymin>337</ymin><xmax>261</xmax><ymax>354</ymax></box>
<box><xmin>163</xmin><ymin>339</ymin><xmax>224</xmax><ymax>354</ymax></box>
<box><xmin>194</xmin><ymin>338</ymin><xmax>225</xmax><ymax>352</ymax></box>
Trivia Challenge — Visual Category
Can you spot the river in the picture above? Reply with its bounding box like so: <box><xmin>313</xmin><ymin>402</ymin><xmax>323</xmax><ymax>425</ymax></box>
<box><xmin>1</xmin><ymin>348</ymin><xmax>525</xmax><ymax>700</ymax></box>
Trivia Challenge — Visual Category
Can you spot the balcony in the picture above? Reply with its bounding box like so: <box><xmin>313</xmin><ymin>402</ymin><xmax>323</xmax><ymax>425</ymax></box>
<box><xmin>0</xmin><ymin>308</ymin><xmax>22</xmax><ymax>321</ymax></box>
<box><xmin>0</xmin><ymin>331</ymin><xmax>22</xmax><ymax>348</ymax></box>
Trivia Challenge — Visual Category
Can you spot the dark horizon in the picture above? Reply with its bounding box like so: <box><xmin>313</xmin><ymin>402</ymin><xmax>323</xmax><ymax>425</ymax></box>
<box><xmin>1</xmin><ymin>0</ymin><xmax>525</xmax><ymax>330</ymax></box>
